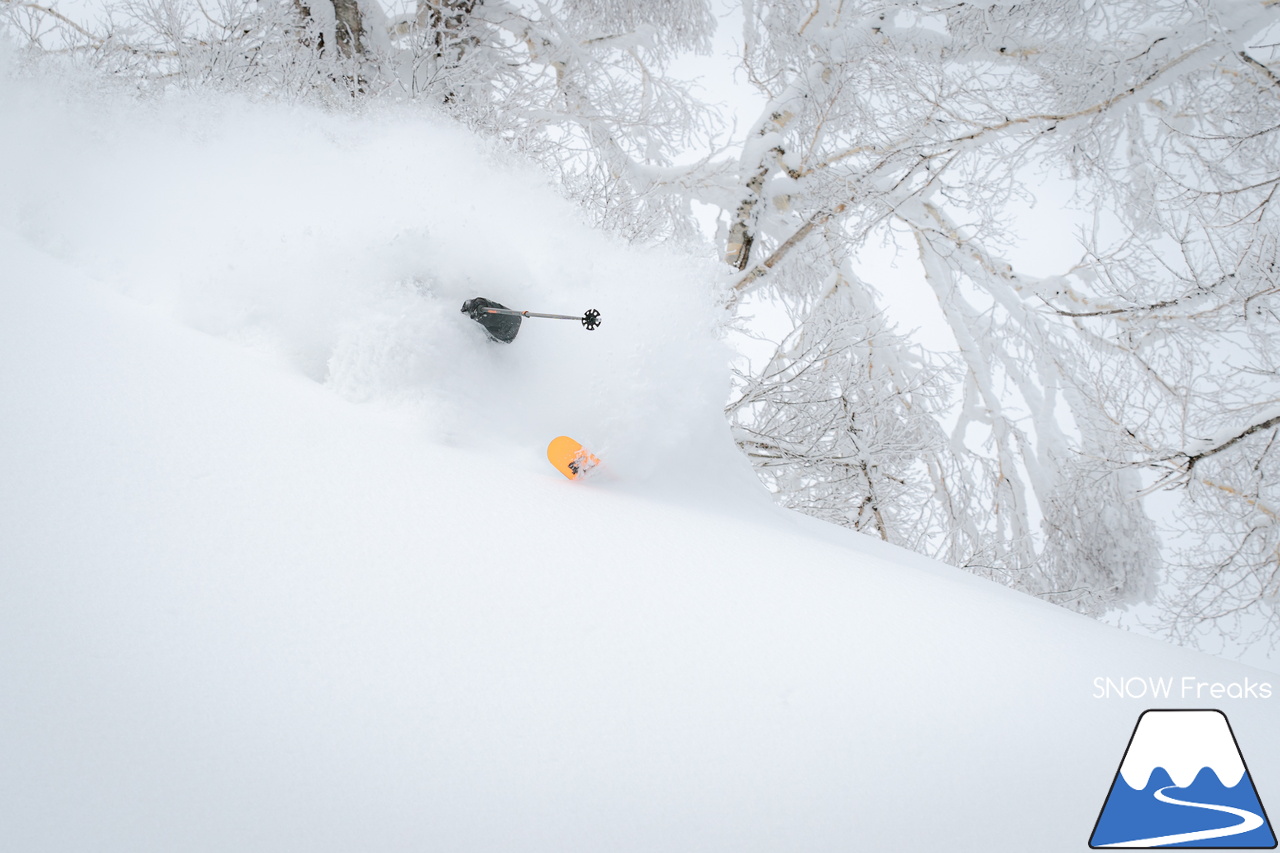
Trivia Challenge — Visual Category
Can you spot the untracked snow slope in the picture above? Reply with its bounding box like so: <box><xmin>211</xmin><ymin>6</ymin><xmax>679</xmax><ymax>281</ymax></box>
<box><xmin>1</xmin><ymin>55</ymin><xmax>1277</xmax><ymax>853</ymax></box>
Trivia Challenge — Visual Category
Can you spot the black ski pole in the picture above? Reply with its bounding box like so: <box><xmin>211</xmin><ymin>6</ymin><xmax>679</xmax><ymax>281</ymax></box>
<box><xmin>479</xmin><ymin>307</ymin><xmax>602</xmax><ymax>330</ymax></box>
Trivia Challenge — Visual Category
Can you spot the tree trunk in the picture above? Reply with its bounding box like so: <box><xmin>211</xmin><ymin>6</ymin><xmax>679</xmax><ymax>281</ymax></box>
<box><xmin>332</xmin><ymin>0</ymin><xmax>366</xmax><ymax>58</ymax></box>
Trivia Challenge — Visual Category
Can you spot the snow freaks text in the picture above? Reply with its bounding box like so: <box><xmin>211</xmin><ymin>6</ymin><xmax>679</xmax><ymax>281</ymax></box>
<box><xmin>1093</xmin><ymin>677</ymin><xmax>1274</xmax><ymax>701</ymax></box>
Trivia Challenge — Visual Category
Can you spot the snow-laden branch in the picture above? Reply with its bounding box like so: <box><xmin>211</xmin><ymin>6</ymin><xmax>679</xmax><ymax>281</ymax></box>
<box><xmin>1170</xmin><ymin>411</ymin><xmax>1280</xmax><ymax>475</ymax></box>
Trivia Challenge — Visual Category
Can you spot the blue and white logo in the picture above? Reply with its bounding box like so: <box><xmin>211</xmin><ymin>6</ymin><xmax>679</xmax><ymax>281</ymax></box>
<box><xmin>1090</xmin><ymin>709</ymin><xmax>1276</xmax><ymax>848</ymax></box>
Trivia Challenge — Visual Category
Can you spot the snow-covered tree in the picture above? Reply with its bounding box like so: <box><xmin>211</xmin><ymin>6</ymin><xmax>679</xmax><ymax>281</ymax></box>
<box><xmin>714</xmin><ymin>0</ymin><xmax>1279</xmax><ymax>636</ymax></box>
<box><xmin>727</xmin><ymin>266</ymin><xmax>957</xmax><ymax>551</ymax></box>
<box><xmin>377</xmin><ymin>0</ymin><xmax>720</xmax><ymax>236</ymax></box>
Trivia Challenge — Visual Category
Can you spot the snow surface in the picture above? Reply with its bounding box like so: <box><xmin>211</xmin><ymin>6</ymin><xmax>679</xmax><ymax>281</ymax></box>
<box><xmin>1</xmin><ymin>51</ymin><xmax>1278</xmax><ymax>853</ymax></box>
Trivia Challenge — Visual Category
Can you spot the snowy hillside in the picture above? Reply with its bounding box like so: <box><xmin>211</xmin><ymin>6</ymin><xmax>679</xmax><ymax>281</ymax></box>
<box><xmin>2</xmin><ymin>56</ymin><xmax>1277</xmax><ymax>853</ymax></box>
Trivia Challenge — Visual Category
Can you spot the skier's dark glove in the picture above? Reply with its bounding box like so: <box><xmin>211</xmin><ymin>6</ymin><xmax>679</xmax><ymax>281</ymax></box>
<box><xmin>462</xmin><ymin>297</ymin><xmax>499</xmax><ymax>320</ymax></box>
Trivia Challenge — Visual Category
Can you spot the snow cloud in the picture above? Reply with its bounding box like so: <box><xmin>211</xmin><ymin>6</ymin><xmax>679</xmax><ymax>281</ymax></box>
<box><xmin>0</xmin><ymin>50</ymin><xmax>741</xmax><ymax>484</ymax></box>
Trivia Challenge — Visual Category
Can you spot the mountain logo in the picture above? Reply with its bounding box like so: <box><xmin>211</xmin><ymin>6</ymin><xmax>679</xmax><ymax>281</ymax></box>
<box><xmin>1090</xmin><ymin>709</ymin><xmax>1276</xmax><ymax>848</ymax></box>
